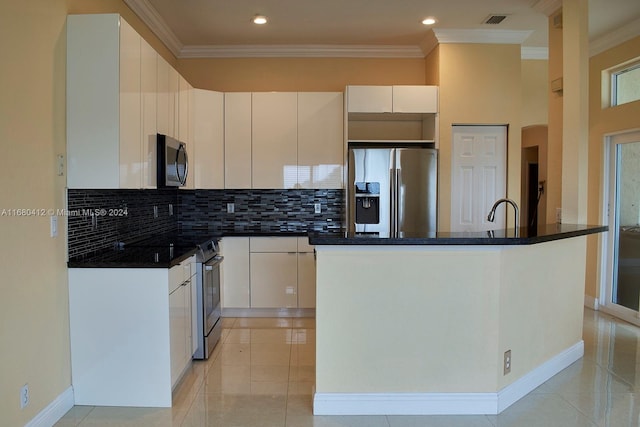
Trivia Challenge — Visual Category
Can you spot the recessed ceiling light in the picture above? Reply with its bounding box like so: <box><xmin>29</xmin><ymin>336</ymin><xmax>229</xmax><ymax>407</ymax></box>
<box><xmin>253</xmin><ymin>15</ymin><xmax>268</xmax><ymax>25</ymax></box>
<box><xmin>422</xmin><ymin>17</ymin><xmax>437</xmax><ymax>26</ymax></box>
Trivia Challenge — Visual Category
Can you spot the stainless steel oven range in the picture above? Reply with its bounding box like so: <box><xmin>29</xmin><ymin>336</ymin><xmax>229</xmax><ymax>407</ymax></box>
<box><xmin>193</xmin><ymin>238</ymin><xmax>223</xmax><ymax>360</ymax></box>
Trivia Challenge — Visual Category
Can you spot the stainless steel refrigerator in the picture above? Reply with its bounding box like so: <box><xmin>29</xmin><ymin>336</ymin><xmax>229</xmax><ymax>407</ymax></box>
<box><xmin>348</xmin><ymin>145</ymin><xmax>437</xmax><ymax>235</ymax></box>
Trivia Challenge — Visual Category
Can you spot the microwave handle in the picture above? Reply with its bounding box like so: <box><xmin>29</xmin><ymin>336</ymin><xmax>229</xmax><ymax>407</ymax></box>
<box><xmin>176</xmin><ymin>144</ymin><xmax>188</xmax><ymax>185</ymax></box>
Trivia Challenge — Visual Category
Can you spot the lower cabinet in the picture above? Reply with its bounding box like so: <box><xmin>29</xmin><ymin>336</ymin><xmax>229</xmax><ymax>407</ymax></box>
<box><xmin>221</xmin><ymin>236</ymin><xmax>316</xmax><ymax>310</ymax></box>
<box><xmin>168</xmin><ymin>257</ymin><xmax>194</xmax><ymax>387</ymax></box>
<box><xmin>68</xmin><ymin>255</ymin><xmax>195</xmax><ymax>408</ymax></box>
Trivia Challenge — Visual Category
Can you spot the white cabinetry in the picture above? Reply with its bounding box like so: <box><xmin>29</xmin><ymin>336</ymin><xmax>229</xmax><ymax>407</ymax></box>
<box><xmin>346</xmin><ymin>85</ymin><xmax>438</xmax><ymax>114</ymax></box>
<box><xmin>141</xmin><ymin>38</ymin><xmax>158</xmax><ymax>188</ymax></box>
<box><xmin>68</xmin><ymin>255</ymin><xmax>196</xmax><ymax>408</ymax></box>
<box><xmin>224</xmin><ymin>93</ymin><xmax>252</xmax><ymax>188</ymax></box>
<box><xmin>297</xmin><ymin>92</ymin><xmax>344</xmax><ymax>189</ymax></box>
<box><xmin>223</xmin><ymin>91</ymin><xmax>344</xmax><ymax>190</ymax></box>
<box><xmin>346</xmin><ymin>85</ymin><xmax>393</xmax><ymax>113</ymax></box>
<box><xmin>220</xmin><ymin>237</ymin><xmax>251</xmax><ymax>308</ymax></box>
<box><xmin>346</xmin><ymin>85</ymin><xmax>439</xmax><ymax>146</ymax></box>
<box><xmin>250</xmin><ymin>237</ymin><xmax>298</xmax><ymax>308</ymax></box>
<box><xmin>252</xmin><ymin>92</ymin><xmax>298</xmax><ymax>189</ymax></box>
<box><xmin>392</xmin><ymin>85</ymin><xmax>438</xmax><ymax>113</ymax></box>
<box><xmin>193</xmin><ymin>89</ymin><xmax>224</xmax><ymax>189</ymax></box>
<box><xmin>168</xmin><ymin>256</ymin><xmax>195</xmax><ymax>387</ymax></box>
<box><xmin>67</xmin><ymin>14</ymin><xmax>144</xmax><ymax>189</ymax></box>
<box><xmin>221</xmin><ymin>237</ymin><xmax>316</xmax><ymax>312</ymax></box>
<box><xmin>67</xmin><ymin>14</ymin><xmax>194</xmax><ymax>189</ymax></box>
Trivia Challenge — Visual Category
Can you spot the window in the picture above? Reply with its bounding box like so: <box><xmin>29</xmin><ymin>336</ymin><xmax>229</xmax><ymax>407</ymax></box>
<box><xmin>612</xmin><ymin>62</ymin><xmax>640</xmax><ymax>106</ymax></box>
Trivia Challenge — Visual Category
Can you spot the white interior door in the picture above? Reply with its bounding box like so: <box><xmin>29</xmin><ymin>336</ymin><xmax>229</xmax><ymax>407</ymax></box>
<box><xmin>451</xmin><ymin>125</ymin><xmax>507</xmax><ymax>232</ymax></box>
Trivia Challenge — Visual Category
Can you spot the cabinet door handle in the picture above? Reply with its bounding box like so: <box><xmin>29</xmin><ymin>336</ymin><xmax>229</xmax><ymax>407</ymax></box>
<box><xmin>182</xmin><ymin>280</ymin><xmax>190</xmax><ymax>287</ymax></box>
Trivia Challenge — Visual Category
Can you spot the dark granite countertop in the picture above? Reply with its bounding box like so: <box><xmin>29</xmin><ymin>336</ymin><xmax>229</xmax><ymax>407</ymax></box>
<box><xmin>67</xmin><ymin>230</ymin><xmax>313</xmax><ymax>268</ymax></box>
<box><xmin>308</xmin><ymin>224</ymin><xmax>607</xmax><ymax>246</ymax></box>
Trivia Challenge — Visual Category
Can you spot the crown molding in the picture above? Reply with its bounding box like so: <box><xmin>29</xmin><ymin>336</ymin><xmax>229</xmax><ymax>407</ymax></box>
<box><xmin>590</xmin><ymin>16</ymin><xmax>640</xmax><ymax>57</ymax></box>
<box><xmin>521</xmin><ymin>46</ymin><xmax>548</xmax><ymax>60</ymax></box>
<box><xmin>179</xmin><ymin>44</ymin><xmax>425</xmax><ymax>58</ymax></box>
<box><xmin>123</xmin><ymin>0</ymin><xmax>182</xmax><ymax>57</ymax></box>
<box><xmin>531</xmin><ymin>0</ymin><xmax>562</xmax><ymax>17</ymax></box>
<box><xmin>433</xmin><ymin>29</ymin><xmax>534</xmax><ymax>45</ymax></box>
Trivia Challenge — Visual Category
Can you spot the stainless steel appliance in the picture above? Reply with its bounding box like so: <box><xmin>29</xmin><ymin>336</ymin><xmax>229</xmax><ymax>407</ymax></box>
<box><xmin>348</xmin><ymin>144</ymin><xmax>438</xmax><ymax>235</ymax></box>
<box><xmin>193</xmin><ymin>239</ymin><xmax>223</xmax><ymax>360</ymax></box>
<box><xmin>157</xmin><ymin>133</ymin><xmax>188</xmax><ymax>187</ymax></box>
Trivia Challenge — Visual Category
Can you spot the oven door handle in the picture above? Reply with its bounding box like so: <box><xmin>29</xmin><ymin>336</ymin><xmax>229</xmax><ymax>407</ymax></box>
<box><xmin>205</xmin><ymin>256</ymin><xmax>224</xmax><ymax>270</ymax></box>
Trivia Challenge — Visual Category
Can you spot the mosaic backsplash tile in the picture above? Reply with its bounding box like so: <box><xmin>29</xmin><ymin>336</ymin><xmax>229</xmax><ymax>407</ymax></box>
<box><xmin>67</xmin><ymin>189</ymin><xmax>178</xmax><ymax>258</ymax></box>
<box><xmin>177</xmin><ymin>189</ymin><xmax>344</xmax><ymax>234</ymax></box>
<box><xmin>68</xmin><ymin>188</ymin><xmax>344</xmax><ymax>258</ymax></box>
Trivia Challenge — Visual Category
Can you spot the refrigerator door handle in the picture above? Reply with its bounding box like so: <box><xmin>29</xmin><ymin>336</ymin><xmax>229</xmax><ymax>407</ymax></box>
<box><xmin>390</xmin><ymin>168</ymin><xmax>396</xmax><ymax>237</ymax></box>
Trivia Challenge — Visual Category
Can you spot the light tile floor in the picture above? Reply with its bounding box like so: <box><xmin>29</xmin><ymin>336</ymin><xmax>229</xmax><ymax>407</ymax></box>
<box><xmin>56</xmin><ymin>309</ymin><xmax>640</xmax><ymax>426</ymax></box>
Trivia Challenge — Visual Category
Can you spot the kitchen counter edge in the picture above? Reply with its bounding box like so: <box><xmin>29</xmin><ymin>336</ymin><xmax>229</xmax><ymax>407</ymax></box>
<box><xmin>308</xmin><ymin>224</ymin><xmax>608</xmax><ymax>246</ymax></box>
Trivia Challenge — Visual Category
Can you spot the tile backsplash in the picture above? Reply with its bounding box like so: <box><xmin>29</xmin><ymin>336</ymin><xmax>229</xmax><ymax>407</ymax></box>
<box><xmin>67</xmin><ymin>189</ymin><xmax>178</xmax><ymax>259</ymax></box>
<box><xmin>67</xmin><ymin>188</ymin><xmax>344</xmax><ymax>258</ymax></box>
<box><xmin>178</xmin><ymin>189</ymin><xmax>344</xmax><ymax>234</ymax></box>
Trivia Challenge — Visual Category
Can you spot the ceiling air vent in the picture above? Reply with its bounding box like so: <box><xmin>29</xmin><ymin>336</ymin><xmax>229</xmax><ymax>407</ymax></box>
<box><xmin>484</xmin><ymin>14</ymin><xmax>508</xmax><ymax>25</ymax></box>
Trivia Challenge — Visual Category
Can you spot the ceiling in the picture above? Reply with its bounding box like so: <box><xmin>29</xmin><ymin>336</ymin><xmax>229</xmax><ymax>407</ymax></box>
<box><xmin>125</xmin><ymin>0</ymin><xmax>640</xmax><ymax>58</ymax></box>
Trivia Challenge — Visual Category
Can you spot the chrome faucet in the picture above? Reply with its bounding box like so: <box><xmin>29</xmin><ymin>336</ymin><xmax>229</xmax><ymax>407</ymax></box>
<box><xmin>487</xmin><ymin>198</ymin><xmax>520</xmax><ymax>232</ymax></box>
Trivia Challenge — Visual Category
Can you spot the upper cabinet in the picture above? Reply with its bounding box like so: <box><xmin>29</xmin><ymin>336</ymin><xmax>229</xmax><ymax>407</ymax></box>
<box><xmin>252</xmin><ymin>92</ymin><xmax>298</xmax><ymax>189</ymax></box>
<box><xmin>193</xmin><ymin>89</ymin><xmax>224</xmax><ymax>189</ymax></box>
<box><xmin>67</xmin><ymin>14</ymin><xmax>141</xmax><ymax>188</ymax></box>
<box><xmin>224</xmin><ymin>93</ymin><xmax>252</xmax><ymax>189</ymax></box>
<box><xmin>346</xmin><ymin>85</ymin><xmax>438</xmax><ymax>114</ymax></box>
<box><xmin>140</xmin><ymin>38</ymin><xmax>158</xmax><ymax>189</ymax></box>
<box><xmin>67</xmin><ymin>14</ymin><xmax>194</xmax><ymax>189</ymax></box>
<box><xmin>224</xmin><ymin>91</ymin><xmax>344</xmax><ymax>190</ymax></box>
<box><xmin>346</xmin><ymin>85</ymin><xmax>439</xmax><ymax>146</ymax></box>
<box><xmin>297</xmin><ymin>92</ymin><xmax>344</xmax><ymax>189</ymax></box>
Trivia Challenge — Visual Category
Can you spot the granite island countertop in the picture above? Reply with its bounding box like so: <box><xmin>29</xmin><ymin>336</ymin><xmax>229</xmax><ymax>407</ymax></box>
<box><xmin>309</xmin><ymin>223</ymin><xmax>607</xmax><ymax>246</ymax></box>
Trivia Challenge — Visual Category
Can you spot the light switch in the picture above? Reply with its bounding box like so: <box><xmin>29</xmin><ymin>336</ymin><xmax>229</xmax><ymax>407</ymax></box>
<box><xmin>227</xmin><ymin>203</ymin><xmax>235</xmax><ymax>213</ymax></box>
<box><xmin>314</xmin><ymin>203</ymin><xmax>321</xmax><ymax>214</ymax></box>
<box><xmin>50</xmin><ymin>215</ymin><xmax>58</xmax><ymax>237</ymax></box>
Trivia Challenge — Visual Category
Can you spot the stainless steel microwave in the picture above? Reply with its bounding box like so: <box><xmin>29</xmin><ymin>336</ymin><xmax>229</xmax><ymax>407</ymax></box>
<box><xmin>157</xmin><ymin>134</ymin><xmax>188</xmax><ymax>187</ymax></box>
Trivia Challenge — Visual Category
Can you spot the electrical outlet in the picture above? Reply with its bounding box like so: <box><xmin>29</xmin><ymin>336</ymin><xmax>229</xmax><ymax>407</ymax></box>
<box><xmin>227</xmin><ymin>203</ymin><xmax>235</xmax><ymax>213</ymax></box>
<box><xmin>20</xmin><ymin>384</ymin><xmax>29</xmax><ymax>409</ymax></box>
<box><xmin>168</xmin><ymin>203</ymin><xmax>173</xmax><ymax>216</ymax></box>
<box><xmin>504</xmin><ymin>350</ymin><xmax>512</xmax><ymax>375</ymax></box>
<box><xmin>153</xmin><ymin>205</ymin><xmax>158</xmax><ymax>218</ymax></box>
<box><xmin>314</xmin><ymin>203</ymin><xmax>322</xmax><ymax>214</ymax></box>
<box><xmin>556</xmin><ymin>208</ymin><xmax>562</xmax><ymax>224</ymax></box>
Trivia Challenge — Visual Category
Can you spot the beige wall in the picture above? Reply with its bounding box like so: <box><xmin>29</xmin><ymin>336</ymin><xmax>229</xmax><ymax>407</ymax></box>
<box><xmin>521</xmin><ymin>60</ymin><xmax>549</xmax><ymax>127</ymax></box>
<box><xmin>177</xmin><ymin>57</ymin><xmax>426</xmax><ymax>92</ymax></box>
<box><xmin>586</xmin><ymin>35</ymin><xmax>640</xmax><ymax>300</ymax></box>
<box><xmin>1</xmin><ymin>1</ymin><xmax>69</xmax><ymax>425</ymax></box>
<box><xmin>436</xmin><ymin>43</ymin><xmax>523</xmax><ymax>231</ymax></box>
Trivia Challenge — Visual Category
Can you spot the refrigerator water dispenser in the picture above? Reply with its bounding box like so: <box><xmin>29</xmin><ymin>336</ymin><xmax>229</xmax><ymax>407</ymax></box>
<box><xmin>355</xmin><ymin>182</ymin><xmax>380</xmax><ymax>224</ymax></box>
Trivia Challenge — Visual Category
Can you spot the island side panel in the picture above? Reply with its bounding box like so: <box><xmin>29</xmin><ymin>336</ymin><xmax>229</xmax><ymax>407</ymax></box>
<box><xmin>497</xmin><ymin>237</ymin><xmax>586</xmax><ymax>389</ymax></box>
<box><xmin>315</xmin><ymin>245</ymin><xmax>502</xmax><ymax>394</ymax></box>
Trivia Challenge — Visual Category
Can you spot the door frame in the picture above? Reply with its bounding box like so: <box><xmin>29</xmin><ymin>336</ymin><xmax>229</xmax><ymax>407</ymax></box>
<box><xmin>599</xmin><ymin>129</ymin><xmax>640</xmax><ymax>325</ymax></box>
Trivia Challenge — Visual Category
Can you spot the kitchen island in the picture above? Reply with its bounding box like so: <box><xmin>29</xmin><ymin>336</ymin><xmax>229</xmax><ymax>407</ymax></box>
<box><xmin>309</xmin><ymin>224</ymin><xmax>606</xmax><ymax>415</ymax></box>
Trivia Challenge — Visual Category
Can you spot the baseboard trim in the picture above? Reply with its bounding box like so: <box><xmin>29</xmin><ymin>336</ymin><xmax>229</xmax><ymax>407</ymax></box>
<box><xmin>25</xmin><ymin>386</ymin><xmax>74</xmax><ymax>427</ymax></box>
<box><xmin>584</xmin><ymin>294</ymin><xmax>600</xmax><ymax>310</ymax></box>
<box><xmin>313</xmin><ymin>341</ymin><xmax>584</xmax><ymax>415</ymax></box>
<box><xmin>222</xmin><ymin>307</ymin><xmax>315</xmax><ymax>318</ymax></box>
